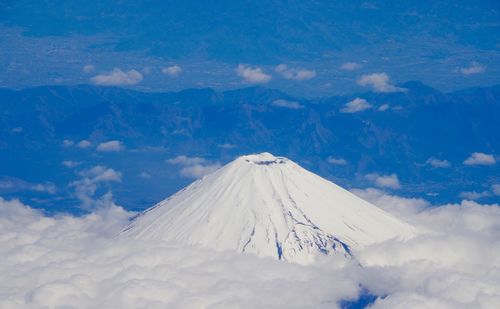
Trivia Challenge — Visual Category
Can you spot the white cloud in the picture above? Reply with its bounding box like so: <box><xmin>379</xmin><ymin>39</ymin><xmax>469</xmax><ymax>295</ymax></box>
<box><xmin>459</xmin><ymin>191</ymin><xmax>491</xmax><ymax>200</ymax></box>
<box><xmin>71</xmin><ymin>166</ymin><xmax>122</xmax><ymax>208</ymax></box>
<box><xmin>0</xmin><ymin>197</ymin><xmax>362</xmax><ymax>309</ymax></box>
<box><xmin>350</xmin><ymin>190</ymin><xmax>500</xmax><ymax>308</ymax></box>
<box><xmin>96</xmin><ymin>140</ymin><xmax>124</xmax><ymax>152</ymax></box>
<box><xmin>79</xmin><ymin>166</ymin><xmax>122</xmax><ymax>183</ymax></box>
<box><xmin>180</xmin><ymin>163</ymin><xmax>221</xmax><ymax>178</ymax></box>
<box><xmin>340</xmin><ymin>98</ymin><xmax>372</xmax><ymax>113</ymax></box>
<box><xmin>351</xmin><ymin>187</ymin><xmax>429</xmax><ymax>217</ymax></box>
<box><xmin>82</xmin><ymin>64</ymin><xmax>95</xmax><ymax>73</ymax></box>
<box><xmin>463</xmin><ymin>152</ymin><xmax>496</xmax><ymax>166</ymax></box>
<box><xmin>167</xmin><ymin>155</ymin><xmax>221</xmax><ymax>178</ymax></box>
<box><xmin>272</xmin><ymin>99</ymin><xmax>304</xmax><ymax>109</ymax></box>
<box><xmin>63</xmin><ymin>140</ymin><xmax>92</xmax><ymax>149</ymax></box>
<box><xmin>63</xmin><ymin>139</ymin><xmax>74</xmax><ymax>147</ymax></box>
<box><xmin>162</xmin><ymin>65</ymin><xmax>182</xmax><ymax>77</ymax></box>
<box><xmin>138</xmin><ymin>172</ymin><xmax>152</xmax><ymax>179</ymax></box>
<box><xmin>62</xmin><ymin>160</ymin><xmax>81</xmax><ymax>168</ymax></box>
<box><xmin>77</xmin><ymin>140</ymin><xmax>92</xmax><ymax>149</ymax></box>
<box><xmin>340</xmin><ymin>62</ymin><xmax>361</xmax><ymax>71</ymax></box>
<box><xmin>236</xmin><ymin>64</ymin><xmax>272</xmax><ymax>84</ymax></box>
<box><xmin>327</xmin><ymin>157</ymin><xmax>348</xmax><ymax>165</ymax></box>
<box><xmin>492</xmin><ymin>184</ymin><xmax>500</xmax><ymax>196</ymax></box>
<box><xmin>377</xmin><ymin>104</ymin><xmax>390</xmax><ymax>111</ymax></box>
<box><xmin>91</xmin><ymin>68</ymin><xmax>143</xmax><ymax>86</ymax></box>
<box><xmin>357</xmin><ymin>73</ymin><xmax>405</xmax><ymax>93</ymax></box>
<box><xmin>426</xmin><ymin>157</ymin><xmax>451</xmax><ymax>168</ymax></box>
<box><xmin>275</xmin><ymin>64</ymin><xmax>316</xmax><ymax>81</ymax></box>
<box><xmin>166</xmin><ymin>155</ymin><xmax>207</xmax><ymax>165</ymax></box>
<box><xmin>1</xmin><ymin>191</ymin><xmax>499</xmax><ymax>308</ymax></box>
<box><xmin>460</xmin><ymin>62</ymin><xmax>485</xmax><ymax>75</ymax></box>
<box><xmin>11</xmin><ymin>127</ymin><xmax>23</xmax><ymax>133</ymax></box>
<box><xmin>365</xmin><ymin>173</ymin><xmax>401</xmax><ymax>189</ymax></box>
<box><xmin>364</xmin><ymin>199</ymin><xmax>500</xmax><ymax>308</ymax></box>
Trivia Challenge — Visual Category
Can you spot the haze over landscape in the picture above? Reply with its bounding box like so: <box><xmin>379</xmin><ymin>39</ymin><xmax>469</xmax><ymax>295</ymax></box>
<box><xmin>1</xmin><ymin>1</ymin><xmax>499</xmax><ymax>308</ymax></box>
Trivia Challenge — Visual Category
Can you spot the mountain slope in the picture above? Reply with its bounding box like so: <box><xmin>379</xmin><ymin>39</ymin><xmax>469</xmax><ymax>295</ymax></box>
<box><xmin>122</xmin><ymin>153</ymin><xmax>415</xmax><ymax>264</ymax></box>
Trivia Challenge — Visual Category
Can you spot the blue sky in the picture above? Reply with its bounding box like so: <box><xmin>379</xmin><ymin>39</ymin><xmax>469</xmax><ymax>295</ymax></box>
<box><xmin>1</xmin><ymin>0</ymin><xmax>499</xmax><ymax>96</ymax></box>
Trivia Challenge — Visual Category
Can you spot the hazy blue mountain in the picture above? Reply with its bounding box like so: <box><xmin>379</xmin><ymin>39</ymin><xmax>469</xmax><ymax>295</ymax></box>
<box><xmin>1</xmin><ymin>1</ymin><xmax>499</xmax><ymax>95</ymax></box>
<box><xmin>3</xmin><ymin>1</ymin><xmax>498</xmax><ymax>62</ymax></box>
<box><xmin>1</xmin><ymin>82</ymin><xmax>499</xmax><ymax>213</ymax></box>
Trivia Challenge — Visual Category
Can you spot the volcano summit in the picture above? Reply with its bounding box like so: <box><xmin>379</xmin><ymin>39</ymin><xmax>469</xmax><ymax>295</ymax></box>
<box><xmin>122</xmin><ymin>153</ymin><xmax>415</xmax><ymax>264</ymax></box>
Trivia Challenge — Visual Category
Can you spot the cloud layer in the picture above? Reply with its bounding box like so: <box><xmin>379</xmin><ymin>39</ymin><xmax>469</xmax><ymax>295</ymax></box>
<box><xmin>1</xmin><ymin>189</ymin><xmax>499</xmax><ymax>308</ymax></box>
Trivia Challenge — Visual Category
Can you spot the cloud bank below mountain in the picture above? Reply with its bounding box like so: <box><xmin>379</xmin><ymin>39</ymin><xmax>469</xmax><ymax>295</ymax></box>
<box><xmin>1</xmin><ymin>191</ymin><xmax>499</xmax><ymax>308</ymax></box>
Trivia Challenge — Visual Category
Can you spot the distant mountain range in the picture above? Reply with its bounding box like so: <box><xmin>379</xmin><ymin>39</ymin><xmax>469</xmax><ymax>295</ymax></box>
<box><xmin>1</xmin><ymin>82</ymin><xmax>499</xmax><ymax>213</ymax></box>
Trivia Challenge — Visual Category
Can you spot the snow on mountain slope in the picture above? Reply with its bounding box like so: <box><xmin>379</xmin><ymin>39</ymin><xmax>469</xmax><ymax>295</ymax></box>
<box><xmin>122</xmin><ymin>153</ymin><xmax>415</xmax><ymax>264</ymax></box>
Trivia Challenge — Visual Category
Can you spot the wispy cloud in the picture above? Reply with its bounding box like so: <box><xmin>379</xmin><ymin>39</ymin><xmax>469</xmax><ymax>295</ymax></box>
<box><xmin>82</xmin><ymin>64</ymin><xmax>95</xmax><ymax>73</ymax></box>
<box><xmin>167</xmin><ymin>155</ymin><xmax>221</xmax><ymax>178</ymax></box>
<box><xmin>492</xmin><ymin>184</ymin><xmax>500</xmax><ymax>196</ymax></box>
<box><xmin>236</xmin><ymin>64</ymin><xmax>271</xmax><ymax>84</ymax></box>
<box><xmin>275</xmin><ymin>64</ymin><xmax>316</xmax><ymax>81</ymax></box>
<box><xmin>357</xmin><ymin>73</ymin><xmax>405</xmax><ymax>93</ymax></box>
<box><xmin>459</xmin><ymin>190</ymin><xmax>491</xmax><ymax>200</ymax></box>
<box><xmin>96</xmin><ymin>140</ymin><xmax>124</xmax><ymax>152</ymax></box>
<box><xmin>218</xmin><ymin>143</ymin><xmax>237</xmax><ymax>149</ymax></box>
<box><xmin>340</xmin><ymin>62</ymin><xmax>361</xmax><ymax>71</ymax></box>
<box><xmin>71</xmin><ymin>165</ymin><xmax>122</xmax><ymax>208</ymax></box>
<box><xmin>162</xmin><ymin>65</ymin><xmax>182</xmax><ymax>77</ymax></box>
<box><xmin>426</xmin><ymin>157</ymin><xmax>451</xmax><ymax>168</ymax></box>
<box><xmin>91</xmin><ymin>68</ymin><xmax>143</xmax><ymax>86</ymax></box>
<box><xmin>327</xmin><ymin>157</ymin><xmax>347</xmax><ymax>165</ymax></box>
<box><xmin>179</xmin><ymin>164</ymin><xmax>221</xmax><ymax>178</ymax></box>
<box><xmin>365</xmin><ymin>173</ymin><xmax>401</xmax><ymax>189</ymax></box>
<box><xmin>166</xmin><ymin>155</ymin><xmax>207</xmax><ymax>165</ymax></box>
<box><xmin>340</xmin><ymin>98</ymin><xmax>372</xmax><ymax>113</ymax></box>
<box><xmin>63</xmin><ymin>139</ymin><xmax>92</xmax><ymax>149</ymax></box>
<box><xmin>0</xmin><ymin>177</ymin><xmax>56</xmax><ymax>194</ymax></box>
<box><xmin>138</xmin><ymin>171</ymin><xmax>152</xmax><ymax>179</ymax></box>
<box><xmin>463</xmin><ymin>152</ymin><xmax>496</xmax><ymax>166</ymax></box>
<box><xmin>63</xmin><ymin>139</ymin><xmax>74</xmax><ymax>147</ymax></box>
<box><xmin>460</xmin><ymin>62</ymin><xmax>485</xmax><ymax>75</ymax></box>
<box><xmin>377</xmin><ymin>104</ymin><xmax>390</xmax><ymax>111</ymax></box>
<box><xmin>62</xmin><ymin>160</ymin><xmax>81</xmax><ymax>168</ymax></box>
<box><xmin>272</xmin><ymin>99</ymin><xmax>304</xmax><ymax>109</ymax></box>
<box><xmin>77</xmin><ymin>140</ymin><xmax>92</xmax><ymax>149</ymax></box>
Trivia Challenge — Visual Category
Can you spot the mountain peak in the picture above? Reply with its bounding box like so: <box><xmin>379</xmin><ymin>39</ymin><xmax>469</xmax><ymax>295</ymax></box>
<box><xmin>122</xmin><ymin>153</ymin><xmax>415</xmax><ymax>264</ymax></box>
<box><xmin>239</xmin><ymin>152</ymin><xmax>287</xmax><ymax>165</ymax></box>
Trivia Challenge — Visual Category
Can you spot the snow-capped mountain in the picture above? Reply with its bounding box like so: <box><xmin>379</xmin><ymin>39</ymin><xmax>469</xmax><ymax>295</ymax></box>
<box><xmin>122</xmin><ymin>153</ymin><xmax>415</xmax><ymax>264</ymax></box>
